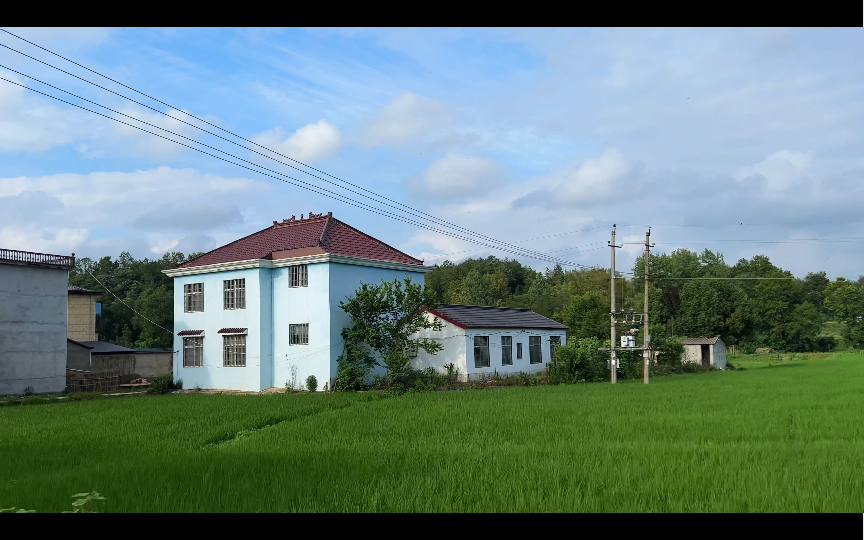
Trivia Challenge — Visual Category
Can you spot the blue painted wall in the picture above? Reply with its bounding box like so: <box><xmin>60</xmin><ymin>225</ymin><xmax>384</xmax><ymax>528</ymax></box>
<box><xmin>328</xmin><ymin>264</ymin><xmax>427</xmax><ymax>385</ymax></box>
<box><xmin>173</xmin><ymin>267</ymin><xmax>265</xmax><ymax>391</ymax></box>
<box><xmin>272</xmin><ymin>262</ymin><xmax>330</xmax><ymax>391</ymax></box>
<box><xmin>172</xmin><ymin>261</ymin><xmax>427</xmax><ymax>391</ymax></box>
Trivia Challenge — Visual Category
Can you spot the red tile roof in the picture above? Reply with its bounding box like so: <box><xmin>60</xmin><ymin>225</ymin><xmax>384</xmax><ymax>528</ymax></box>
<box><xmin>218</xmin><ymin>328</ymin><xmax>248</xmax><ymax>335</ymax></box>
<box><xmin>179</xmin><ymin>213</ymin><xmax>423</xmax><ymax>269</ymax></box>
<box><xmin>177</xmin><ymin>330</ymin><xmax>204</xmax><ymax>336</ymax></box>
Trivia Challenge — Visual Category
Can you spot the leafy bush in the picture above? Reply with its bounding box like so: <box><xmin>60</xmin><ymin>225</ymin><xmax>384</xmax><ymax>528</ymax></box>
<box><xmin>549</xmin><ymin>337</ymin><xmax>609</xmax><ymax>384</ymax></box>
<box><xmin>147</xmin><ymin>374</ymin><xmax>181</xmax><ymax>395</ymax></box>
<box><xmin>306</xmin><ymin>375</ymin><xmax>318</xmax><ymax>393</ymax></box>
<box><xmin>649</xmin><ymin>362</ymin><xmax>713</xmax><ymax>377</ymax></box>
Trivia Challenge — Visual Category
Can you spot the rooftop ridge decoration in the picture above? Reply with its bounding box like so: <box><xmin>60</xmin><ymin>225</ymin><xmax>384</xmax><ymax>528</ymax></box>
<box><xmin>174</xmin><ymin>212</ymin><xmax>423</xmax><ymax>269</ymax></box>
<box><xmin>273</xmin><ymin>211</ymin><xmax>331</xmax><ymax>229</ymax></box>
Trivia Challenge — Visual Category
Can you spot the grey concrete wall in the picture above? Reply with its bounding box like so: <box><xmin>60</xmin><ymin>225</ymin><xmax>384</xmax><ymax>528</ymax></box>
<box><xmin>0</xmin><ymin>264</ymin><xmax>69</xmax><ymax>394</ymax></box>
<box><xmin>66</xmin><ymin>342</ymin><xmax>92</xmax><ymax>371</ymax></box>
<box><xmin>91</xmin><ymin>352</ymin><xmax>172</xmax><ymax>381</ymax></box>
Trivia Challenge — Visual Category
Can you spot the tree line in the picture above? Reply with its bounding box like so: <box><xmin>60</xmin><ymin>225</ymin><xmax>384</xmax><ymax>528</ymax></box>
<box><xmin>426</xmin><ymin>249</ymin><xmax>864</xmax><ymax>352</ymax></box>
<box><xmin>68</xmin><ymin>251</ymin><xmax>202</xmax><ymax>350</ymax></box>
<box><xmin>69</xmin><ymin>248</ymin><xmax>864</xmax><ymax>353</ymax></box>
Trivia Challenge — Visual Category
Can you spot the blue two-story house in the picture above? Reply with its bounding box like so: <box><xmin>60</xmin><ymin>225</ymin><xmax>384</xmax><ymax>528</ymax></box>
<box><xmin>163</xmin><ymin>212</ymin><xmax>431</xmax><ymax>392</ymax></box>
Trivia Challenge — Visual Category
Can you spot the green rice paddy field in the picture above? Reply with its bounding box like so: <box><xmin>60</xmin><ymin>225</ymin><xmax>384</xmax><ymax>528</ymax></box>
<box><xmin>3</xmin><ymin>353</ymin><xmax>864</xmax><ymax>512</ymax></box>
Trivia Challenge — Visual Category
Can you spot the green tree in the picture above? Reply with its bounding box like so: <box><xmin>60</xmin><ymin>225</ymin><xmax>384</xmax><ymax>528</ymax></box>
<box><xmin>824</xmin><ymin>278</ymin><xmax>864</xmax><ymax>347</ymax></box>
<box><xmin>337</xmin><ymin>277</ymin><xmax>444</xmax><ymax>389</ymax></box>
<box><xmin>553</xmin><ymin>291</ymin><xmax>607</xmax><ymax>340</ymax></box>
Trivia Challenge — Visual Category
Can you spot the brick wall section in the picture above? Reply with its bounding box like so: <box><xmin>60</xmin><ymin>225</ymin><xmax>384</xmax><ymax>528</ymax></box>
<box><xmin>67</xmin><ymin>294</ymin><xmax>97</xmax><ymax>341</ymax></box>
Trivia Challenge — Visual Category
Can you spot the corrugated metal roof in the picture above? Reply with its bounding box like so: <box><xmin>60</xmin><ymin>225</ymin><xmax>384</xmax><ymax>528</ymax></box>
<box><xmin>177</xmin><ymin>213</ymin><xmax>423</xmax><ymax>268</ymax></box>
<box><xmin>682</xmin><ymin>336</ymin><xmax>722</xmax><ymax>345</ymax></box>
<box><xmin>430</xmin><ymin>304</ymin><xmax>568</xmax><ymax>330</ymax></box>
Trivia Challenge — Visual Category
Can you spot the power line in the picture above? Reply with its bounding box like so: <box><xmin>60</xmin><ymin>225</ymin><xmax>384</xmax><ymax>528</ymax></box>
<box><xmin>423</xmin><ymin>240</ymin><xmax>607</xmax><ymax>260</ymax></box>
<box><xmin>84</xmin><ymin>269</ymin><xmax>174</xmax><ymax>335</ymax></box>
<box><xmin>0</xmin><ymin>76</ymin><xmax>599</xmax><ymax>271</ymax></box>
<box><xmin>0</xmin><ymin>33</ymin><xmax>594</xmax><ymax>270</ymax></box>
<box><xmin>641</xmin><ymin>239</ymin><xmax>864</xmax><ymax>244</ymax></box>
<box><xmin>651</xmin><ymin>277</ymin><xmax>796</xmax><ymax>280</ymax></box>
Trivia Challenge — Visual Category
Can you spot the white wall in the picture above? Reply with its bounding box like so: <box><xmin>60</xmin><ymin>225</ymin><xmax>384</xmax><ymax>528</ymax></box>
<box><xmin>0</xmin><ymin>264</ymin><xmax>68</xmax><ymax>394</ymax></box>
<box><xmin>682</xmin><ymin>342</ymin><xmax>726</xmax><ymax>368</ymax></box>
<box><xmin>411</xmin><ymin>317</ymin><xmax>468</xmax><ymax>380</ymax></box>
<box><xmin>465</xmin><ymin>329</ymin><xmax>566</xmax><ymax>379</ymax></box>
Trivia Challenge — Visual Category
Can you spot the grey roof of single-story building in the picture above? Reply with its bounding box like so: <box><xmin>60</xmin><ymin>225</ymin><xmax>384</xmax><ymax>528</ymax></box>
<box><xmin>682</xmin><ymin>336</ymin><xmax>723</xmax><ymax>345</ymax></box>
<box><xmin>78</xmin><ymin>341</ymin><xmax>172</xmax><ymax>354</ymax></box>
<box><xmin>68</xmin><ymin>285</ymin><xmax>101</xmax><ymax>295</ymax></box>
<box><xmin>67</xmin><ymin>338</ymin><xmax>94</xmax><ymax>349</ymax></box>
<box><xmin>429</xmin><ymin>304</ymin><xmax>568</xmax><ymax>330</ymax></box>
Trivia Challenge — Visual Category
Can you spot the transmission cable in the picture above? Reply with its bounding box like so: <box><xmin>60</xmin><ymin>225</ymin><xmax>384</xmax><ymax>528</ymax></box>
<box><xmin>0</xmin><ymin>76</ymin><xmax>598</xmax><ymax>270</ymax></box>
<box><xmin>0</xmin><ymin>33</ymin><xmax>587</xmax><ymax>266</ymax></box>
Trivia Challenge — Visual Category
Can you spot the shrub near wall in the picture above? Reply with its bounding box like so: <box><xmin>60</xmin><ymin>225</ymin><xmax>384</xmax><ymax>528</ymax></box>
<box><xmin>549</xmin><ymin>337</ymin><xmax>610</xmax><ymax>384</ymax></box>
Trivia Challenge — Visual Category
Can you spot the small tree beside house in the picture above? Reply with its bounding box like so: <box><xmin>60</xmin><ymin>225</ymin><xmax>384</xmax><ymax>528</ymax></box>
<box><xmin>336</xmin><ymin>277</ymin><xmax>443</xmax><ymax>390</ymax></box>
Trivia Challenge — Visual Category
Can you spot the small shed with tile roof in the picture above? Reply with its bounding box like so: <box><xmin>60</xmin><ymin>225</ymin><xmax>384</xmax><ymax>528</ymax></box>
<box><xmin>681</xmin><ymin>336</ymin><xmax>726</xmax><ymax>368</ymax></box>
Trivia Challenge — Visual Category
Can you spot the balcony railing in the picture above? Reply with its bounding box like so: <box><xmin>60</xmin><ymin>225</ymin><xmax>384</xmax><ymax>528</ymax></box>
<box><xmin>0</xmin><ymin>248</ymin><xmax>75</xmax><ymax>269</ymax></box>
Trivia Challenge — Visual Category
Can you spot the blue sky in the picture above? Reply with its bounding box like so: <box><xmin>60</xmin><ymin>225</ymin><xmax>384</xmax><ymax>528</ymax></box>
<box><xmin>1</xmin><ymin>27</ymin><xmax>863</xmax><ymax>278</ymax></box>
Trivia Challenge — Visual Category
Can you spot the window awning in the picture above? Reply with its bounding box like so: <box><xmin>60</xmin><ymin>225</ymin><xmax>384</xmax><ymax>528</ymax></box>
<box><xmin>218</xmin><ymin>328</ymin><xmax>248</xmax><ymax>335</ymax></box>
<box><xmin>178</xmin><ymin>330</ymin><xmax>204</xmax><ymax>337</ymax></box>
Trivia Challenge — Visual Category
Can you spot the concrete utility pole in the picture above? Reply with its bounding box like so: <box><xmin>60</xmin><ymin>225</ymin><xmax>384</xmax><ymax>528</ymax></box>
<box><xmin>610</xmin><ymin>225</ymin><xmax>617</xmax><ymax>384</ymax></box>
<box><xmin>643</xmin><ymin>229</ymin><xmax>651</xmax><ymax>385</ymax></box>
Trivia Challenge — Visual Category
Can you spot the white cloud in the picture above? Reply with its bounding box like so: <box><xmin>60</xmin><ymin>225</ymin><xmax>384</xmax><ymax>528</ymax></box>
<box><xmin>407</xmin><ymin>153</ymin><xmax>499</xmax><ymax>198</ymax></box>
<box><xmin>251</xmin><ymin>120</ymin><xmax>343</xmax><ymax>163</ymax></box>
<box><xmin>0</xmin><ymin>226</ymin><xmax>89</xmax><ymax>256</ymax></box>
<box><xmin>0</xmin><ymin>71</ymin><xmax>101</xmax><ymax>152</ymax></box>
<box><xmin>737</xmin><ymin>150</ymin><xmax>815</xmax><ymax>192</ymax></box>
<box><xmin>357</xmin><ymin>92</ymin><xmax>451</xmax><ymax>147</ymax></box>
<box><xmin>558</xmin><ymin>149</ymin><xmax>630</xmax><ymax>204</ymax></box>
<box><xmin>0</xmin><ymin>167</ymin><xmax>275</xmax><ymax>258</ymax></box>
<box><xmin>112</xmin><ymin>105</ymin><xmax>198</xmax><ymax>158</ymax></box>
<box><xmin>513</xmin><ymin>148</ymin><xmax>631</xmax><ymax>209</ymax></box>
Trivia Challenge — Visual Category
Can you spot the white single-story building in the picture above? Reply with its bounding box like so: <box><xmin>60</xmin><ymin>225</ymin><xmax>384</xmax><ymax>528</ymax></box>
<box><xmin>682</xmin><ymin>336</ymin><xmax>727</xmax><ymax>368</ymax></box>
<box><xmin>411</xmin><ymin>304</ymin><xmax>568</xmax><ymax>381</ymax></box>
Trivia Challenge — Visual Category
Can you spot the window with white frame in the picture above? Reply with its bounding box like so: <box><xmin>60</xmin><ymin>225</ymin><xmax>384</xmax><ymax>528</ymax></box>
<box><xmin>184</xmin><ymin>283</ymin><xmax>203</xmax><ymax>312</ymax></box>
<box><xmin>290</xmin><ymin>265</ymin><xmax>308</xmax><ymax>287</ymax></box>
<box><xmin>289</xmin><ymin>324</ymin><xmax>309</xmax><ymax>345</ymax></box>
<box><xmin>474</xmin><ymin>336</ymin><xmax>490</xmax><ymax>368</ymax></box>
<box><xmin>529</xmin><ymin>336</ymin><xmax>542</xmax><ymax>364</ymax></box>
<box><xmin>550</xmin><ymin>336</ymin><xmax>561</xmax><ymax>360</ymax></box>
<box><xmin>501</xmin><ymin>336</ymin><xmax>513</xmax><ymax>365</ymax></box>
<box><xmin>223</xmin><ymin>335</ymin><xmax>246</xmax><ymax>367</ymax></box>
<box><xmin>223</xmin><ymin>279</ymin><xmax>246</xmax><ymax>310</ymax></box>
<box><xmin>183</xmin><ymin>337</ymin><xmax>203</xmax><ymax>367</ymax></box>
<box><xmin>516</xmin><ymin>342</ymin><xmax>523</xmax><ymax>360</ymax></box>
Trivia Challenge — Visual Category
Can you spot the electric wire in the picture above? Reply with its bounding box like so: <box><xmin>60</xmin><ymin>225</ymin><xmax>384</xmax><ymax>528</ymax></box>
<box><xmin>0</xmin><ymin>34</ymin><xmax>599</xmax><ymax>268</ymax></box>
<box><xmin>0</xmin><ymin>64</ymin><xmax>588</xmax><ymax>267</ymax></box>
<box><xmin>0</xmin><ymin>76</ymin><xmax>598</xmax><ymax>270</ymax></box>
<box><xmin>85</xmin><ymin>269</ymin><xmax>175</xmax><ymax>335</ymax></box>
